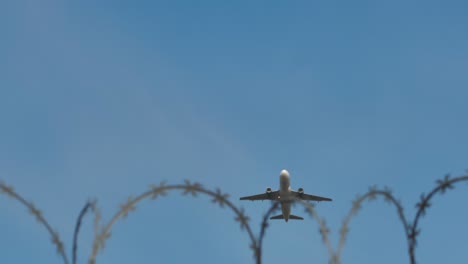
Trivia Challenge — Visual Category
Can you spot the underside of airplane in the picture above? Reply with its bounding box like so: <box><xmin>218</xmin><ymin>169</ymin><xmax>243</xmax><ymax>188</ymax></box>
<box><xmin>240</xmin><ymin>169</ymin><xmax>332</xmax><ymax>222</ymax></box>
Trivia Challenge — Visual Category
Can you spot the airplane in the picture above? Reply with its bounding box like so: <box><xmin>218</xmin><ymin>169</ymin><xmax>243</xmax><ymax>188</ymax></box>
<box><xmin>240</xmin><ymin>169</ymin><xmax>332</xmax><ymax>222</ymax></box>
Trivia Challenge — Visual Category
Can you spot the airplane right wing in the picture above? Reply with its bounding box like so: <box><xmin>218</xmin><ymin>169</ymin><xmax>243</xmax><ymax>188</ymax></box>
<box><xmin>291</xmin><ymin>191</ymin><xmax>332</xmax><ymax>201</ymax></box>
<box><xmin>239</xmin><ymin>191</ymin><xmax>279</xmax><ymax>201</ymax></box>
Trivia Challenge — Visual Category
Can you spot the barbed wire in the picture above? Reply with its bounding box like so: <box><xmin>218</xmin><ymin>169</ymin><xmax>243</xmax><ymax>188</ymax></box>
<box><xmin>335</xmin><ymin>186</ymin><xmax>410</xmax><ymax>262</ymax></box>
<box><xmin>86</xmin><ymin>180</ymin><xmax>257</xmax><ymax>264</ymax></box>
<box><xmin>73</xmin><ymin>200</ymin><xmax>97</xmax><ymax>264</ymax></box>
<box><xmin>0</xmin><ymin>180</ymin><xmax>69</xmax><ymax>264</ymax></box>
<box><xmin>1</xmin><ymin>172</ymin><xmax>467</xmax><ymax>263</ymax></box>
<box><xmin>408</xmin><ymin>173</ymin><xmax>468</xmax><ymax>264</ymax></box>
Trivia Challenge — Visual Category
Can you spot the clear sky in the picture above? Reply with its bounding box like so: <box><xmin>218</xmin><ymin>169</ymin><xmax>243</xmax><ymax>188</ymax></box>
<box><xmin>1</xmin><ymin>1</ymin><xmax>468</xmax><ymax>263</ymax></box>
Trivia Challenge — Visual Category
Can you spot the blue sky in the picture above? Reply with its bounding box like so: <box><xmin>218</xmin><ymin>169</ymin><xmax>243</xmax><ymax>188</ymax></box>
<box><xmin>1</xmin><ymin>1</ymin><xmax>468</xmax><ymax>263</ymax></box>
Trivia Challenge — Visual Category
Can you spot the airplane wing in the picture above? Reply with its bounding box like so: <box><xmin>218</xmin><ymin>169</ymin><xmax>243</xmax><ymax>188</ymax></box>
<box><xmin>240</xmin><ymin>191</ymin><xmax>279</xmax><ymax>201</ymax></box>
<box><xmin>291</xmin><ymin>191</ymin><xmax>332</xmax><ymax>202</ymax></box>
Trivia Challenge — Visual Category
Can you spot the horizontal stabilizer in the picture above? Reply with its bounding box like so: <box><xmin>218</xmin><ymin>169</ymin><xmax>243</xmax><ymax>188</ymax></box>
<box><xmin>289</xmin><ymin>215</ymin><xmax>304</xmax><ymax>220</ymax></box>
<box><xmin>270</xmin><ymin>214</ymin><xmax>284</xmax><ymax>220</ymax></box>
<box><xmin>270</xmin><ymin>214</ymin><xmax>304</xmax><ymax>220</ymax></box>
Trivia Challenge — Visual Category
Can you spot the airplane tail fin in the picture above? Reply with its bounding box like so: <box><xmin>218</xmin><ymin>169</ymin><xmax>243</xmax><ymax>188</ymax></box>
<box><xmin>270</xmin><ymin>214</ymin><xmax>304</xmax><ymax>220</ymax></box>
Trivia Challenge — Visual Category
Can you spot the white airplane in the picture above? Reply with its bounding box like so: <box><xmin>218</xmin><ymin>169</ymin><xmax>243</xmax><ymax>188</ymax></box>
<box><xmin>240</xmin><ymin>169</ymin><xmax>332</xmax><ymax>222</ymax></box>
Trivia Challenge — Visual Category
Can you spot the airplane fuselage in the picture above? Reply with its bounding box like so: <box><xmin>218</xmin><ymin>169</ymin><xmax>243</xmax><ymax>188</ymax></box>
<box><xmin>279</xmin><ymin>170</ymin><xmax>292</xmax><ymax>221</ymax></box>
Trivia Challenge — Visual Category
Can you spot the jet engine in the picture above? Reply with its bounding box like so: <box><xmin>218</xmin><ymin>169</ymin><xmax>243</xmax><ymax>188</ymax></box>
<box><xmin>298</xmin><ymin>188</ymin><xmax>304</xmax><ymax>196</ymax></box>
<box><xmin>266</xmin><ymin>187</ymin><xmax>272</xmax><ymax>194</ymax></box>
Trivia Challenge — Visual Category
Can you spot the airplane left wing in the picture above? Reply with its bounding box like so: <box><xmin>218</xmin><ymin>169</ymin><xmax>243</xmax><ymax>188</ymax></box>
<box><xmin>240</xmin><ymin>191</ymin><xmax>279</xmax><ymax>201</ymax></box>
<box><xmin>291</xmin><ymin>191</ymin><xmax>332</xmax><ymax>202</ymax></box>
